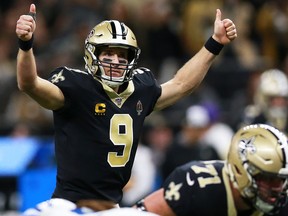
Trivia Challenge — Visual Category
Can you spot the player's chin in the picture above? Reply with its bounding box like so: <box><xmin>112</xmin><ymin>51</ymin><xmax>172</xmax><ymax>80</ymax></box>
<box><xmin>111</xmin><ymin>71</ymin><xmax>124</xmax><ymax>77</ymax></box>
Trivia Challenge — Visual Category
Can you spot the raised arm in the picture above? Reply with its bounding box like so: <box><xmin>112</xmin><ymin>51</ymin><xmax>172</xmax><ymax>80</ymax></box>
<box><xmin>16</xmin><ymin>4</ymin><xmax>64</xmax><ymax>110</ymax></box>
<box><xmin>155</xmin><ymin>9</ymin><xmax>237</xmax><ymax>110</ymax></box>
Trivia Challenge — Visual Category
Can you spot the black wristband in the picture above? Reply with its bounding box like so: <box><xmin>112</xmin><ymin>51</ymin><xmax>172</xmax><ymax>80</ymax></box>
<box><xmin>204</xmin><ymin>36</ymin><xmax>223</xmax><ymax>55</ymax></box>
<box><xmin>18</xmin><ymin>35</ymin><xmax>34</xmax><ymax>51</ymax></box>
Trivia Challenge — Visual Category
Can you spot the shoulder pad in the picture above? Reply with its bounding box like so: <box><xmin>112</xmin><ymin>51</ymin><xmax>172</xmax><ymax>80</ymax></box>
<box><xmin>64</xmin><ymin>67</ymin><xmax>89</xmax><ymax>75</ymax></box>
<box><xmin>133</xmin><ymin>67</ymin><xmax>151</xmax><ymax>75</ymax></box>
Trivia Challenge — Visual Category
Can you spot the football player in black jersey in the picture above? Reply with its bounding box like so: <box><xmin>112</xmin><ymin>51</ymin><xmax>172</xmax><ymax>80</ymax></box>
<box><xmin>15</xmin><ymin>3</ymin><xmax>237</xmax><ymax>205</ymax></box>
<box><xmin>138</xmin><ymin>124</ymin><xmax>288</xmax><ymax>216</ymax></box>
<box><xmin>240</xmin><ymin>69</ymin><xmax>288</xmax><ymax>133</ymax></box>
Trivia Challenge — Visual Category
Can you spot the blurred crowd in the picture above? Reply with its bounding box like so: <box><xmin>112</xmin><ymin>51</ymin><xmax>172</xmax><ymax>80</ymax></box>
<box><xmin>1</xmin><ymin>0</ymin><xmax>288</xmax><ymax>135</ymax></box>
<box><xmin>1</xmin><ymin>0</ymin><xmax>288</xmax><ymax>214</ymax></box>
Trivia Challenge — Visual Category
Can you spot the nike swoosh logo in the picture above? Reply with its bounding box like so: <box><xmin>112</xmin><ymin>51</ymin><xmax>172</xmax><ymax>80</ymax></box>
<box><xmin>186</xmin><ymin>172</ymin><xmax>195</xmax><ymax>186</ymax></box>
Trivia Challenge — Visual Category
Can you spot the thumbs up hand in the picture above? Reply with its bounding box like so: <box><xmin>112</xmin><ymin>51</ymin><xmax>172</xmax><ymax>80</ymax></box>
<box><xmin>16</xmin><ymin>4</ymin><xmax>36</xmax><ymax>41</ymax></box>
<box><xmin>212</xmin><ymin>9</ymin><xmax>237</xmax><ymax>45</ymax></box>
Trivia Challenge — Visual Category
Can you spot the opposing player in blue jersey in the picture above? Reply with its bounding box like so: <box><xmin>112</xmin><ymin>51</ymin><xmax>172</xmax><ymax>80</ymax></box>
<box><xmin>22</xmin><ymin>198</ymin><xmax>159</xmax><ymax>216</ymax></box>
<box><xmin>15</xmin><ymin>3</ymin><xmax>237</xmax><ymax>205</ymax></box>
<box><xmin>138</xmin><ymin>124</ymin><xmax>288</xmax><ymax>216</ymax></box>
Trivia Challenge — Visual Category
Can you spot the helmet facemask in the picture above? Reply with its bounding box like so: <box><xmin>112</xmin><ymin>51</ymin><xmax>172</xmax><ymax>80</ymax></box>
<box><xmin>242</xmin><ymin>163</ymin><xmax>288</xmax><ymax>215</ymax></box>
<box><xmin>84</xmin><ymin>20</ymin><xmax>141</xmax><ymax>88</ymax></box>
<box><xmin>96</xmin><ymin>45</ymin><xmax>138</xmax><ymax>88</ymax></box>
<box><xmin>227</xmin><ymin>124</ymin><xmax>288</xmax><ymax>214</ymax></box>
<box><xmin>254</xmin><ymin>69</ymin><xmax>288</xmax><ymax>130</ymax></box>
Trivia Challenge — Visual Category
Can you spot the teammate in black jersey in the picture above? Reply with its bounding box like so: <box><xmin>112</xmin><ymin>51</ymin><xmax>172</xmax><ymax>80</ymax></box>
<box><xmin>138</xmin><ymin>124</ymin><xmax>288</xmax><ymax>215</ymax></box>
<box><xmin>15</xmin><ymin>3</ymin><xmax>237</xmax><ymax>205</ymax></box>
<box><xmin>240</xmin><ymin>69</ymin><xmax>288</xmax><ymax>133</ymax></box>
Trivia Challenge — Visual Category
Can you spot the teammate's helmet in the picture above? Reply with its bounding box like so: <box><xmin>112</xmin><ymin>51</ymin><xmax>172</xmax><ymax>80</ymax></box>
<box><xmin>227</xmin><ymin>124</ymin><xmax>288</xmax><ymax>214</ymax></box>
<box><xmin>254</xmin><ymin>69</ymin><xmax>288</xmax><ymax>130</ymax></box>
<box><xmin>84</xmin><ymin>20</ymin><xmax>141</xmax><ymax>87</ymax></box>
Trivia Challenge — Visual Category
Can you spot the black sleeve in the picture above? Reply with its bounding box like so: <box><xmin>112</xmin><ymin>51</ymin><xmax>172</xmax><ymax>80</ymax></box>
<box><xmin>133</xmin><ymin>67</ymin><xmax>162</xmax><ymax>115</ymax></box>
<box><xmin>163</xmin><ymin>161</ymin><xmax>228</xmax><ymax>216</ymax></box>
<box><xmin>48</xmin><ymin>67</ymin><xmax>91</xmax><ymax>112</ymax></box>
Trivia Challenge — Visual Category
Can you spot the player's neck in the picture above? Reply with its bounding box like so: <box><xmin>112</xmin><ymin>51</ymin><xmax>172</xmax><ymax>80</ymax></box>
<box><xmin>115</xmin><ymin>82</ymin><xmax>128</xmax><ymax>94</ymax></box>
<box><xmin>111</xmin><ymin>86</ymin><xmax>120</xmax><ymax>93</ymax></box>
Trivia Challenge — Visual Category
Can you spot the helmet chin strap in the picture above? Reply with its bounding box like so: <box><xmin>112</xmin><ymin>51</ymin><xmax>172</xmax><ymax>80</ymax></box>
<box><xmin>255</xmin><ymin>197</ymin><xmax>274</xmax><ymax>214</ymax></box>
<box><xmin>101</xmin><ymin>77</ymin><xmax>122</xmax><ymax>88</ymax></box>
<box><xmin>98</xmin><ymin>65</ymin><xmax>126</xmax><ymax>88</ymax></box>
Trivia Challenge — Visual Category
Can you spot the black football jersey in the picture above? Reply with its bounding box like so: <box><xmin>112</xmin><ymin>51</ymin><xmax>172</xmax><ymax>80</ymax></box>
<box><xmin>48</xmin><ymin>66</ymin><xmax>161</xmax><ymax>203</ymax></box>
<box><xmin>163</xmin><ymin>160</ymin><xmax>265</xmax><ymax>216</ymax></box>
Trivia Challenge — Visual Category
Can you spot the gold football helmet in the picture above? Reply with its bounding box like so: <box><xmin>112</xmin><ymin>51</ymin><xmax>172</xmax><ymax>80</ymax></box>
<box><xmin>227</xmin><ymin>124</ymin><xmax>288</xmax><ymax>214</ymax></box>
<box><xmin>254</xmin><ymin>69</ymin><xmax>288</xmax><ymax>130</ymax></box>
<box><xmin>84</xmin><ymin>20</ymin><xmax>141</xmax><ymax>87</ymax></box>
